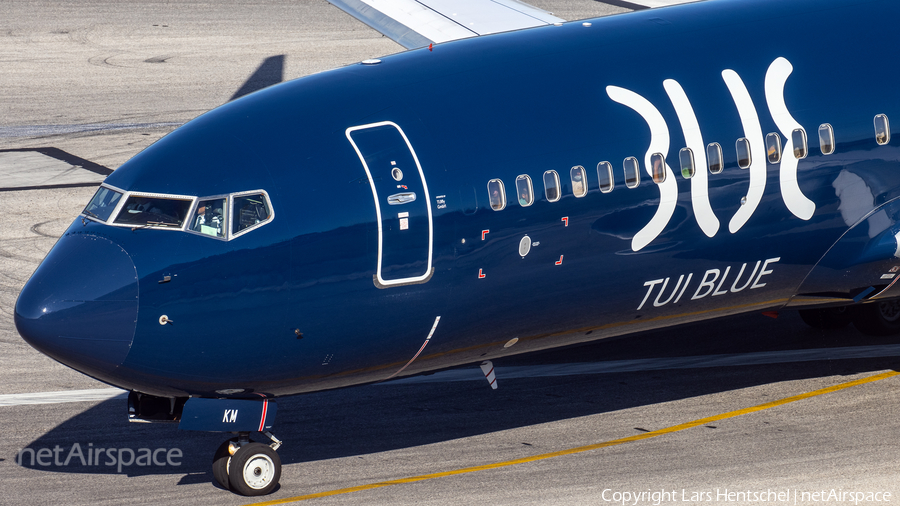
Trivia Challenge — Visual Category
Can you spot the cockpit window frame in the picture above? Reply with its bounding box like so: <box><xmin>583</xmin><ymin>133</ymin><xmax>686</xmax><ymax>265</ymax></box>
<box><xmin>104</xmin><ymin>189</ymin><xmax>198</xmax><ymax>231</ymax></box>
<box><xmin>82</xmin><ymin>185</ymin><xmax>275</xmax><ymax>241</ymax></box>
<box><xmin>82</xmin><ymin>183</ymin><xmax>128</xmax><ymax>224</ymax></box>
<box><xmin>185</xmin><ymin>193</ymin><xmax>231</xmax><ymax>241</ymax></box>
<box><xmin>229</xmin><ymin>189</ymin><xmax>275</xmax><ymax>240</ymax></box>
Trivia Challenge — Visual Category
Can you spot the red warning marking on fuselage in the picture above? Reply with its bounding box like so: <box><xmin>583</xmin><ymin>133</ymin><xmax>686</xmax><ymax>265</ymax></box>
<box><xmin>482</xmin><ymin>230</ymin><xmax>489</xmax><ymax>240</ymax></box>
<box><xmin>561</xmin><ymin>217</ymin><xmax>568</xmax><ymax>227</ymax></box>
<box><xmin>555</xmin><ymin>255</ymin><xmax>564</xmax><ymax>265</ymax></box>
<box><xmin>478</xmin><ymin>268</ymin><xmax>486</xmax><ymax>278</ymax></box>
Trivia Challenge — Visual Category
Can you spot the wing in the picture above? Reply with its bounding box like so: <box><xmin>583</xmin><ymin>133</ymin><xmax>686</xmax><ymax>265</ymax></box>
<box><xmin>325</xmin><ymin>0</ymin><xmax>564</xmax><ymax>49</ymax></box>
<box><xmin>627</xmin><ymin>0</ymin><xmax>698</xmax><ymax>7</ymax></box>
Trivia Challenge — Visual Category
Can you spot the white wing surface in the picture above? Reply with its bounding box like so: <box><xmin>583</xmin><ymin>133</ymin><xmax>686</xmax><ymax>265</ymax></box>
<box><xmin>625</xmin><ymin>0</ymin><xmax>697</xmax><ymax>6</ymax></box>
<box><xmin>326</xmin><ymin>0</ymin><xmax>564</xmax><ymax>49</ymax></box>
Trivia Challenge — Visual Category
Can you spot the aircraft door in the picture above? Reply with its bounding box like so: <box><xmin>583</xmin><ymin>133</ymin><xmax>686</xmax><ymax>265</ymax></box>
<box><xmin>346</xmin><ymin>121</ymin><xmax>434</xmax><ymax>287</ymax></box>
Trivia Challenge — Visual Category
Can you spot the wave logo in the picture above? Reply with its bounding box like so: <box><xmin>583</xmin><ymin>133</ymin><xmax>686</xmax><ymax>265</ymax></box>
<box><xmin>608</xmin><ymin>57</ymin><xmax>815</xmax><ymax>252</ymax></box>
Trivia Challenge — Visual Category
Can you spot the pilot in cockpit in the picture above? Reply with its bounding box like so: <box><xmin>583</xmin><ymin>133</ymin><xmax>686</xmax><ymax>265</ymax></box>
<box><xmin>192</xmin><ymin>199</ymin><xmax>225</xmax><ymax>238</ymax></box>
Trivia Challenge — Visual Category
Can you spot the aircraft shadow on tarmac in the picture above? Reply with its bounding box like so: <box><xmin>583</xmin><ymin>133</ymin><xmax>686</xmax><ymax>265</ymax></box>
<box><xmin>0</xmin><ymin>147</ymin><xmax>113</xmax><ymax>192</ymax></box>
<box><xmin>12</xmin><ymin>312</ymin><xmax>900</xmax><ymax>484</ymax></box>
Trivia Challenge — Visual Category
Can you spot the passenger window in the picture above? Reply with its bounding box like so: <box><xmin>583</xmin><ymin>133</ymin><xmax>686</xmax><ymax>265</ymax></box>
<box><xmin>875</xmin><ymin>114</ymin><xmax>890</xmax><ymax>145</ymax></box>
<box><xmin>735</xmin><ymin>138</ymin><xmax>751</xmax><ymax>169</ymax></box>
<box><xmin>570</xmin><ymin>166</ymin><xmax>587</xmax><ymax>197</ymax></box>
<box><xmin>190</xmin><ymin>197</ymin><xmax>227</xmax><ymax>238</ymax></box>
<box><xmin>678</xmin><ymin>148</ymin><xmax>695</xmax><ymax>179</ymax></box>
<box><xmin>83</xmin><ymin>186</ymin><xmax>122</xmax><ymax>222</ymax></box>
<box><xmin>707</xmin><ymin>143</ymin><xmax>723</xmax><ymax>174</ymax></box>
<box><xmin>623</xmin><ymin>157</ymin><xmax>640</xmax><ymax>188</ymax></box>
<box><xmin>543</xmin><ymin>170</ymin><xmax>561</xmax><ymax>202</ymax></box>
<box><xmin>792</xmin><ymin>128</ymin><xmax>808</xmax><ymax>159</ymax></box>
<box><xmin>650</xmin><ymin>153</ymin><xmax>666</xmax><ymax>184</ymax></box>
<box><xmin>515</xmin><ymin>175</ymin><xmax>534</xmax><ymax>207</ymax></box>
<box><xmin>765</xmin><ymin>133</ymin><xmax>782</xmax><ymax>163</ymax></box>
<box><xmin>487</xmin><ymin>179</ymin><xmax>506</xmax><ymax>211</ymax></box>
<box><xmin>113</xmin><ymin>195</ymin><xmax>193</xmax><ymax>228</ymax></box>
<box><xmin>819</xmin><ymin>123</ymin><xmax>835</xmax><ymax>155</ymax></box>
<box><xmin>597</xmin><ymin>161</ymin><xmax>614</xmax><ymax>193</ymax></box>
<box><xmin>232</xmin><ymin>192</ymin><xmax>272</xmax><ymax>235</ymax></box>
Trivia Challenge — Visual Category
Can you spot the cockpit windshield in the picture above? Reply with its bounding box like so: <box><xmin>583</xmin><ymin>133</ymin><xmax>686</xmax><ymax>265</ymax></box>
<box><xmin>232</xmin><ymin>193</ymin><xmax>271</xmax><ymax>236</ymax></box>
<box><xmin>83</xmin><ymin>186</ymin><xmax>272</xmax><ymax>239</ymax></box>
<box><xmin>83</xmin><ymin>187</ymin><xmax>123</xmax><ymax>222</ymax></box>
<box><xmin>190</xmin><ymin>197</ymin><xmax>227</xmax><ymax>238</ymax></box>
<box><xmin>113</xmin><ymin>195</ymin><xmax>193</xmax><ymax>228</ymax></box>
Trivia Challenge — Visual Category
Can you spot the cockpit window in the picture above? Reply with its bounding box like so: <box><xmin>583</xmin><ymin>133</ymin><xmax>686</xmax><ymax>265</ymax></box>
<box><xmin>190</xmin><ymin>197</ymin><xmax>227</xmax><ymax>238</ymax></box>
<box><xmin>92</xmin><ymin>188</ymin><xmax>273</xmax><ymax>239</ymax></box>
<box><xmin>113</xmin><ymin>195</ymin><xmax>193</xmax><ymax>228</ymax></box>
<box><xmin>83</xmin><ymin>186</ymin><xmax>122</xmax><ymax>222</ymax></box>
<box><xmin>232</xmin><ymin>192</ymin><xmax>272</xmax><ymax>237</ymax></box>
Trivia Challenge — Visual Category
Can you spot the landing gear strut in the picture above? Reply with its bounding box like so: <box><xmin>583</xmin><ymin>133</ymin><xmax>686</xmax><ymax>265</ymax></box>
<box><xmin>212</xmin><ymin>431</ymin><xmax>283</xmax><ymax>495</ymax></box>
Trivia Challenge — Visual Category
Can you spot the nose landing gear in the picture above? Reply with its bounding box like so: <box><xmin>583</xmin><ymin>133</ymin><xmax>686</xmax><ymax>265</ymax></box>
<box><xmin>131</xmin><ymin>394</ymin><xmax>283</xmax><ymax>495</ymax></box>
<box><xmin>212</xmin><ymin>431</ymin><xmax>283</xmax><ymax>496</ymax></box>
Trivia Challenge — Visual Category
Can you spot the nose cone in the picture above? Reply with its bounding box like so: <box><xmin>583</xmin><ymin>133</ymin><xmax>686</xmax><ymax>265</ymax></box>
<box><xmin>15</xmin><ymin>232</ymin><xmax>138</xmax><ymax>380</ymax></box>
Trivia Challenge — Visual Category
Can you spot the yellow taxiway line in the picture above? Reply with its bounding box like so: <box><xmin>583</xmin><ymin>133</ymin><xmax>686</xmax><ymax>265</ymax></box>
<box><xmin>247</xmin><ymin>370</ymin><xmax>899</xmax><ymax>505</ymax></box>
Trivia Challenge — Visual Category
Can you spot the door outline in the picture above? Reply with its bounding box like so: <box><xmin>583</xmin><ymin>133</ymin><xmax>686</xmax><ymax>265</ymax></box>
<box><xmin>346</xmin><ymin>121</ymin><xmax>434</xmax><ymax>287</ymax></box>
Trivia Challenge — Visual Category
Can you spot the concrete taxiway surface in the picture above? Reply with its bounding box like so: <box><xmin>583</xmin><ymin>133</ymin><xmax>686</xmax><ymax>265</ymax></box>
<box><xmin>2</xmin><ymin>1</ymin><xmax>899</xmax><ymax>505</ymax></box>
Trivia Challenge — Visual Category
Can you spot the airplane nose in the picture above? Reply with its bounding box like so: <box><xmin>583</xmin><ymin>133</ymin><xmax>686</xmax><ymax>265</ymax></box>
<box><xmin>15</xmin><ymin>232</ymin><xmax>138</xmax><ymax>379</ymax></box>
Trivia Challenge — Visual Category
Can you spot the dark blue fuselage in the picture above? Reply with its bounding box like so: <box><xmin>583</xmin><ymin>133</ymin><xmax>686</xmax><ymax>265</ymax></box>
<box><xmin>15</xmin><ymin>0</ymin><xmax>900</xmax><ymax>398</ymax></box>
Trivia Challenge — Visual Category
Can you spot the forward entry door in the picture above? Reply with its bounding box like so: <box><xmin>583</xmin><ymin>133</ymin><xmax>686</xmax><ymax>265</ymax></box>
<box><xmin>346</xmin><ymin>121</ymin><xmax>433</xmax><ymax>287</ymax></box>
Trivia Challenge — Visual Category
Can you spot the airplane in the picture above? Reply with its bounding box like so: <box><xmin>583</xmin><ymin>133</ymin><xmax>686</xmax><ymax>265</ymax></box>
<box><xmin>13</xmin><ymin>0</ymin><xmax>900</xmax><ymax>496</ymax></box>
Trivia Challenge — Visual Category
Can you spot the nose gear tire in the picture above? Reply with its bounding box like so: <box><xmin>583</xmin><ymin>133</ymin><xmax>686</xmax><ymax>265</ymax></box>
<box><xmin>228</xmin><ymin>442</ymin><xmax>282</xmax><ymax>496</ymax></box>
<box><xmin>212</xmin><ymin>437</ymin><xmax>240</xmax><ymax>491</ymax></box>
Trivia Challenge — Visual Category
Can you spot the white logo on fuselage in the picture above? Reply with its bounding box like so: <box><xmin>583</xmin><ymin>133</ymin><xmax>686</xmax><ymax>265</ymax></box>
<box><xmin>608</xmin><ymin>57</ymin><xmax>814</xmax><ymax>252</ymax></box>
<box><xmin>637</xmin><ymin>257</ymin><xmax>780</xmax><ymax>310</ymax></box>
